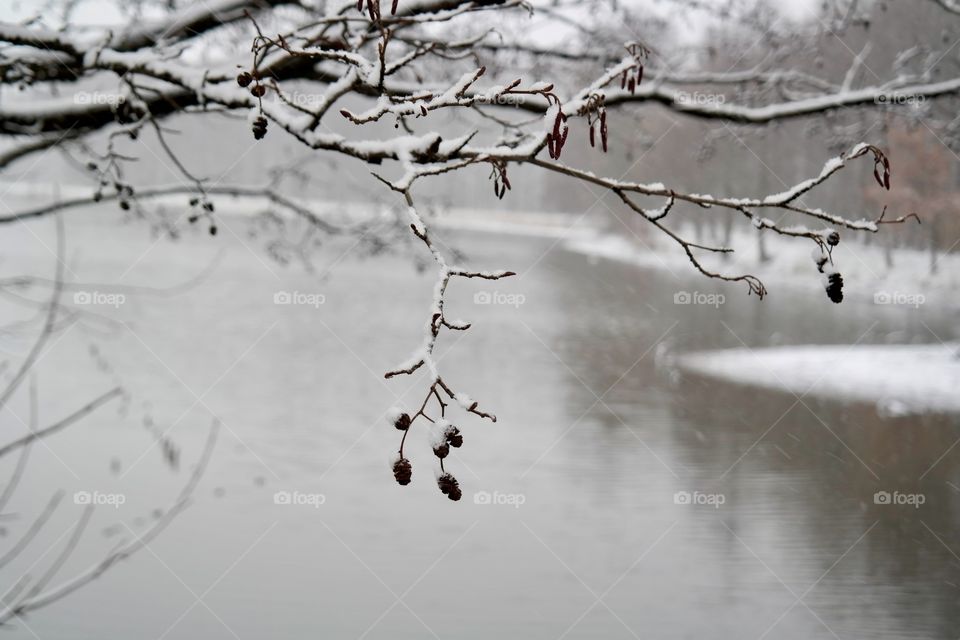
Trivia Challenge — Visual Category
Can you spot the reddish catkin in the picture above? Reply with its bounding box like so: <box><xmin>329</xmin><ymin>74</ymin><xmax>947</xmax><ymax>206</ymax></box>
<box><xmin>600</xmin><ymin>111</ymin><xmax>608</xmax><ymax>152</ymax></box>
<box><xmin>548</xmin><ymin>112</ymin><xmax>569</xmax><ymax>159</ymax></box>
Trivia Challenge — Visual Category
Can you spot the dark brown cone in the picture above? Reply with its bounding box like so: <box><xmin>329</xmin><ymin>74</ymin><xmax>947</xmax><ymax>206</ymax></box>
<box><xmin>444</xmin><ymin>425</ymin><xmax>463</xmax><ymax>448</ymax></box>
<box><xmin>394</xmin><ymin>413</ymin><xmax>411</xmax><ymax>431</ymax></box>
<box><xmin>826</xmin><ymin>272</ymin><xmax>844</xmax><ymax>304</ymax></box>
<box><xmin>393</xmin><ymin>458</ymin><xmax>412</xmax><ymax>485</ymax></box>
<box><xmin>433</xmin><ymin>442</ymin><xmax>449</xmax><ymax>459</ymax></box>
<box><xmin>252</xmin><ymin>116</ymin><xmax>268</xmax><ymax>140</ymax></box>
<box><xmin>437</xmin><ymin>472</ymin><xmax>459</xmax><ymax>497</ymax></box>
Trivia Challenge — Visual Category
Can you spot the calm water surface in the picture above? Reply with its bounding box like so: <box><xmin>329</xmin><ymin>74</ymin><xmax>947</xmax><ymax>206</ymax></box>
<box><xmin>1</xmin><ymin>211</ymin><xmax>958</xmax><ymax>639</ymax></box>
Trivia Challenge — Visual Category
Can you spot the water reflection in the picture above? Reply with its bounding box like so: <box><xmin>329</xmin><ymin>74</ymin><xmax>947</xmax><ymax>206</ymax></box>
<box><xmin>545</xmin><ymin>246</ymin><xmax>960</xmax><ymax>639</ymax></box>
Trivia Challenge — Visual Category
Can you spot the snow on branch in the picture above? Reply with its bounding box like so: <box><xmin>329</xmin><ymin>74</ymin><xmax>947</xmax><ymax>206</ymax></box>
<box><xmin>385</xmin><ymin>190</ymin><xmax>512</xmax><ymax>500</ymax></box>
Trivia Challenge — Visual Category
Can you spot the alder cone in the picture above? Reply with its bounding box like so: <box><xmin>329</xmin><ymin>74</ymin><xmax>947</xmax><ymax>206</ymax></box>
<box><xmin>444</xmin><ymin>425</ymin><xmax>463</xmax><ymax>448</ymax></box>
<box><xmin>826</xmin><ymin>272</ymin><xmax>844</xmax><ymax>304</ymax></box>
<box><xmin>437</xmin><ymin>473</ymin><xmax>461</xmax><ymax>500</ymax></box>
<box><xmin>251</xmin><ymin>116</ymin><xmax>268</xmax><ymax>140</ymax></box>
<box><xmin>393</xmin><ymin>458</ymin><xmax>412</xmax><ymax>485</ymax></box>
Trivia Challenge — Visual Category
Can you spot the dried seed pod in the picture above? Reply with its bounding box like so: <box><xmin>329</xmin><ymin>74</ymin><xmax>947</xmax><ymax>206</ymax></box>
<box><xmin>251</xmin><ymin>84</ymin><xmax>266</xmax><ymax>98</ymax></box>
<box><xmin>437</xmin><ymin>472</ymin><xmax>461</xmax><ymax>500</ymax></box>
<box><xmin>393</xmin><ymin>412</ymin><xmax>411</xmax><ymax>431</ymax></box>
<box><xmin>237</xmin><ymin>72</ymin><xmax>253</xmax><ymax>87</ymax></box>
<box><xmin>433</xmin><ymin>441</ymin><xmax>450</xmax><ymax>459</ymax></box>
<box><xmin>444</xmin><ymin>425</ymin><xmax>463</xmax><ymax>448</ymax></box>
<box><xmin>393</xmin><ymin>457</ymin><xmax>412</xmax><ymax>485</ymax></box>
<box><xmin>251</xmin><ymin>115</ymin><xmax>268</xmax><ymax>140</ymax></box>
<box><xmin>826</xmin><ymin>230</ymin><xmax>840</xmax><ymax>246</ymax></box>
<box><xmin>825</xmin><ymin>272</ymin><xmax>844</xmax><ymax>304</ymax></box>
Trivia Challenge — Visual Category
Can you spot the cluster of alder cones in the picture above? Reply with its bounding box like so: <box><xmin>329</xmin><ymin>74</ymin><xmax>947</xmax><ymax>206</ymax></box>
<box><xmin>391</xmin><ymin>412</ymin><xmax>465</xmax><ymax>501</ymax></box>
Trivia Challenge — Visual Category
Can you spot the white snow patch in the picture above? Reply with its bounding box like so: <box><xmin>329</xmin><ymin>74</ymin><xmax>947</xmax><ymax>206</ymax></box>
<box><xmin>677</xmin><ymin>343</ymin><xmax>960</xmax><ymax>415</ymax></box>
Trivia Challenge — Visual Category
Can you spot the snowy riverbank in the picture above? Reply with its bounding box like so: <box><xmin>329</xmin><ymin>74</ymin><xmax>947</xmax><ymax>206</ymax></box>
<box><xmin>676</xmin><ymin>343</ymin><xmax>960</xmax><ymax>415</ymax></box>
<box><xmin>565</xmin><ymin>228</ymin><xmax>960</xmax><ymax>414</ymax></box>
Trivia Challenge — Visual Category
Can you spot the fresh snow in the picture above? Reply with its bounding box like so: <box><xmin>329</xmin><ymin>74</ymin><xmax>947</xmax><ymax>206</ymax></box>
<box><xmin>676</xmin><ymin>343</ymin><xmax>960</xmax><ymax>415</ymax></box>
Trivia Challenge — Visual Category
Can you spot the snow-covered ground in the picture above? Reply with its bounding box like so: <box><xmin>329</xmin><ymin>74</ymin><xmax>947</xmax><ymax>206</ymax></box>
<box><xmin>676</xmin><ymin>343</ymin><xmax>960</xmax><ymax>415</ymax></box>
